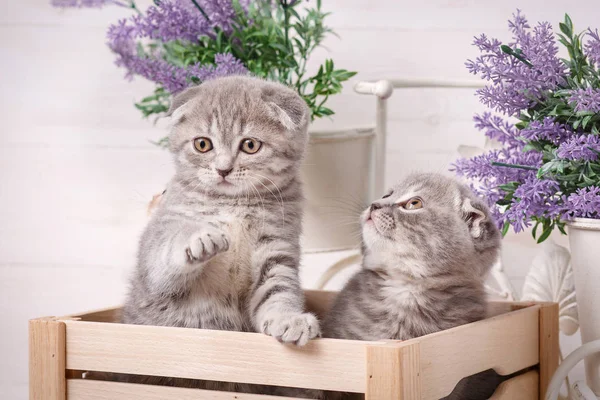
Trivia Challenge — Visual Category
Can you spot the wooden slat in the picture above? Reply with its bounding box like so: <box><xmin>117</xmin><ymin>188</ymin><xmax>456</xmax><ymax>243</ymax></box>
<box><xmin>398</xmin><ymin>304</ymin><xmax>541</xmax><ymax>399</ymax></box>
<box><xmin>29</xmin><ymin>317</ymin><xmax>66</xmax><ymax>400</ymax></box>
<box><xmin>65</xmin><ymin>299</ymin><xmax>525</xmax><ymax>324</ymax></box>
<box><xmin>490</xmin><ymin>370</ymin><xmax>539</xmax><ymax>399</ymax></box>
<box><xmin>366</xmin><ymin>342</ymin><xmax>421</xmax><ymax>400</ymax></box>
<box><xmin>64</xmin><ymin>320</ymin><xmax>372</xmax><ymax>393</ymax></box>
<box><xmin>539</xmin><ymin>303</ymin><xmax>559</xmax><ymax>399</ymax></box>
<box><xmin>67</xmin><ymin>379</ymin><xmax>303</xmax><ymax>400</ymax></box>
<box><xmin>68</xmin><ymin>306</ymin><xmax>122</xmax><ymax>323</ymax></box>
<box><xmin>487</xmin><ymin>301</ymin><xmax>536</xmax><ymax>318</ymax></box>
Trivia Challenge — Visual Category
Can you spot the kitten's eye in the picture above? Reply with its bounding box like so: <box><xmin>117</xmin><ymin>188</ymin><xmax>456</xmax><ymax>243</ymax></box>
<box><xmin>240</xmin><ymin>138</ymin><xmax>262</xmax><ymax>154</ymax></box>
<box><xmin>193</xmin><ymin>137</ymin><xmax>213</xmax><ymax>153</ymax></box>
<box><xmin>403</xmin><ymin>197</ymin><xmax>423</xmax><ymax>210</ymax></box>
<box><xmin>382</xmin><ymin>191</ymin><xmax>393</xmax><ymax>199</ymax></box>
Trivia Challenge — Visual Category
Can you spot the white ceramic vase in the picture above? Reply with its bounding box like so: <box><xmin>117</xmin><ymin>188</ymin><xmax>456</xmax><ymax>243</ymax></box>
<box><xmin>300</xmin><ymin>128</ymin><xmax>378</xmax><ymax>253</ymax></box>
<box><xmin>568</xmin><ymin>218</ymin><xmax>600</xmax><ymax>395</ymax></box>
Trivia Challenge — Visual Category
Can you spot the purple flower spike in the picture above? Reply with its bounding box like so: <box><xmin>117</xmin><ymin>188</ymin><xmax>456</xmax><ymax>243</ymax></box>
<box><xmin>187</xmin><ymin>53</ymin><xmax>248</xmax><ymax>84</ymax></box>
<box><xmin>557</xmin><ymin>135</ymin><xmax>600</xmax><ymax>161</ymax></box>
<box><xmin>520</xmin><ymin>118</ymin><xmax>572</xmax><ymax>144</ymax></box>
<box><xmin>569</xmin><ymin>87</ymin><xmax>600</xmax><ymax>113</ymax></box>
<box><xmin>466</xmin><ymin>11</ymin><xmax>566</xmax><ymax>116</ymax></box>
<box><xmin>585</xmin><ymin>28</ymin><xmax>600</xmax><ymax>67</ymax></box>
<box><xmin>564</xmin><ymin>187</ymin><xmax>600</xmax><ymax>219</ymax></box>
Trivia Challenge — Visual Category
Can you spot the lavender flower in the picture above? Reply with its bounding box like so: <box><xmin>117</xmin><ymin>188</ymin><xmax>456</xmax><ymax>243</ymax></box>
<box><xmin>504</xmin><ymin>177</ymin><xmax>562</xmax><ymax>232</ymax></box>
<box><xmin>585</xmin><ymin>28</ymin><xmax>600</xmax><ymax>67</ymax></box>
<box><xmin>188</xmin><ymin>53</ymin><xmax>248</xmax><ymax>82</ymax></box>
<box><xmin>466</xmin><ymin>11</ymin><xmax>566</xmax><ymax>116</ymax></box>
<box><xmin>569</xmin><ymin>87</ymin><xmax>600</xmax><ymax>113</ymax></box>
<box><xmin>473</xmin><ymin>112</ymin><xmax>521</xmax><ymax>146</ymax></box>
<box><xmin>134</xmin><ymin>0</ymin><xmax>212</xmax><ymax>42</ymax></box>
<box><xmin>563</xmin><ymin>186</ymin><xmax>600</xmax><ymax>219</ymax></box>
<box><xmin>520</xmin><ymin>117</ymin><xmax>572</xmax><ymax>144</ymax></box>
<box><xmin>557</xmin><ymin>135</ymin><xmax>600</xmax><ymax>161</ymax></box>
<box><xmin>104</xmin><ymin>0</ymin><xmax>248</xmax><ymax>92</ymax></box>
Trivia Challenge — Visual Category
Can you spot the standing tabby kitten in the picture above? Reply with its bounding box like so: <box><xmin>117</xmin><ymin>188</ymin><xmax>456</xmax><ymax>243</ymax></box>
<box><xmin>122</xmin><ymin>76</ymin><xmax>319</xmax><ymax>389</ymax></box>
<box><xmin>323</xmin><ymin>173</ymin><xmax>500</xmax><ymax>342</ymax></box>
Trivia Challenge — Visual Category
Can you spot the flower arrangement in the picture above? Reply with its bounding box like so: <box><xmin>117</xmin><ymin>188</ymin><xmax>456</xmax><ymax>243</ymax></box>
<box><xmin>454</xmin><ymin>11</ymin><xmax>600</xmax><ymax>242</ymax></box>
<box><xmin>52</xmin><ymin>0</ymin><xmax>356</xmax><ymax>140</ymax></box>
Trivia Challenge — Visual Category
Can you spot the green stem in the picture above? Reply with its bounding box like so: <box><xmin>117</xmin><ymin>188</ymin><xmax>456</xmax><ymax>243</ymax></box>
<box><xmin>129</xmin><ymin>0</ymin><xmax>142</xmax><ymax>15</ymax></box>
<box><xmin>491</xmin><ymin>161</ymin><xmax>539</xmax><ymax>171</ymax></box>
<box><xmin>190</xmin><ymin>0</ymin><xmax>210</xmax><ymax>22</ymax></box>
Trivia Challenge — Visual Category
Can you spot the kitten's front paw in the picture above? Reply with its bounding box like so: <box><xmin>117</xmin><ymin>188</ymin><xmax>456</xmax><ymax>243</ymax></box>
<box><xmin>186</xmin><ymin>227</ymin><xmax>229</xmax><ymax>263</ymax></box>
<box><xmin>263</xmin><ymin>313</ymin><xmax>320</xmax><ymax>346</ymax></box>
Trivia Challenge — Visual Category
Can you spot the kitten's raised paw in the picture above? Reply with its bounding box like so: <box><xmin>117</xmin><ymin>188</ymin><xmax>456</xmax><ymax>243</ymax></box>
<box><xmin>186</xmin><ymin>227</ymin><xmax>229</xmax><ymax>263</ymax></box>
<box><xmin>264</xmin><ymin>313</ymin><xmax>320</xmax><ymax>346</ymax></box>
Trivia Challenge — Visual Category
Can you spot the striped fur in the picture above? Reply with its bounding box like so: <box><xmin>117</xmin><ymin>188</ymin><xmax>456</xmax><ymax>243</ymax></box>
<box><xmin>122</xmin><ymin>77</ymin><xmax>318</xmax><ymax>392</ymax></box>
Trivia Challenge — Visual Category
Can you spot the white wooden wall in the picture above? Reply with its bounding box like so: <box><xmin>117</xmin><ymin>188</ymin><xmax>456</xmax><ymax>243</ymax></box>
<box><xmin>2</xmin><ymin>1</ymin><xmax>596</xmax><ymax>397</ymax></box>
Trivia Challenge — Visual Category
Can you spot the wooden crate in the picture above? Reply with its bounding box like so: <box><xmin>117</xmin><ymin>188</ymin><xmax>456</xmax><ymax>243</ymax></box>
<box><xmin>29</xmin><ymin>290</ymin><xmax>558</xmax><ymax>400</ymax></box>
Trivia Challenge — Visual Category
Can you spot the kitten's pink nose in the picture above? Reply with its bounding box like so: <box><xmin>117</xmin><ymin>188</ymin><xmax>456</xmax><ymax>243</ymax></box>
<box><xmin>217</xmin><ymin>168</ymin><xmax>233</xmax><ymax>177</ymax></box>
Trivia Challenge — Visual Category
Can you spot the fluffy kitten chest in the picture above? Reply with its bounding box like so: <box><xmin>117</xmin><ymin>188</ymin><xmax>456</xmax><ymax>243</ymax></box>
<box><xmin>192</xmin><ymin>211</ymin><xmax>258</xmax><ymax>303</ymax></box>
<box><xmin>378</xmin><ymin>284</ymin><xmax>437</xmax><ymax>339</ymax></box>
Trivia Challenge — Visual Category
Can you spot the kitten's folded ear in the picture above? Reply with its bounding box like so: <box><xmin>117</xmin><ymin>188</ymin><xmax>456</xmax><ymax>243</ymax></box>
<box><xmin>462</xmin><ymin>198</ymin><xmax>489</xmax><ymax>239</ymax></box>
<box><xmin>261</xmin><ymin>85</ymin><xmax>310</xmax><ymax>131</ymax></box>
<box><xmin>167</xmin><ymin>86</ymin><xmax>202</xmax><ymax>120</ymax></box>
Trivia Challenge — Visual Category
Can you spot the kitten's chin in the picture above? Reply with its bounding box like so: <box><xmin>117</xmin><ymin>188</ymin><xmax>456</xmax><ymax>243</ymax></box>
<box><xmin>361</xmin><ymin>223</ymin><xmax>383</xmax><ymax>249</ymax></box>
<box><xmin>210</xmin><ymin>182</ymin><xmax>246</xmax><ymax>197</ymax></box>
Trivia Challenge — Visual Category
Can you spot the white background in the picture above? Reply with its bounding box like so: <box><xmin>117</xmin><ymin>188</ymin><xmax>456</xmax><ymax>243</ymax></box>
<box><xmin>1</xmin><ymin>0</ymin><xmax>597</xmax><ymax>397</ymax></box>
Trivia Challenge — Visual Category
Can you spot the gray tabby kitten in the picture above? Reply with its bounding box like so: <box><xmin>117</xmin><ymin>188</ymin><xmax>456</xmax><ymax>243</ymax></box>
<box><xmin>323</xmin><ymin>173</ymin><xmax>500</xmax><ymax>341</ymax></box>
<box><xmin>286</xmin><ymin>173</ymin><xmax>501</xmax><ymax>400</ymax></box>
<box><xmin>122</xmin><ymin>76</ymin><xmax>319</xmax><ymax>390</ymax></box>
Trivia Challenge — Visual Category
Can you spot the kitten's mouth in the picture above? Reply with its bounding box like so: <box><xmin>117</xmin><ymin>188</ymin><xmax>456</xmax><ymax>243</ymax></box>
<box><xmin>217</xmin><ymin>178</ymin><xmax>233</xmax><ymax>186</ymax></box>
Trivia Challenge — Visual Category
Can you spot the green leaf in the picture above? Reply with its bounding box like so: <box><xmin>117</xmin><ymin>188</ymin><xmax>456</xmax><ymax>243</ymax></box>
<box><xmin>565</xmin><ymin>14</ymin><xmax>573</xmax><ymax>31</ymax></box>
<box><xmin>498</xmin><ymin>182</ymin><xmax>520</xmax><ymax>192</ymax></box>
<box><xmin>557</xmin><ymin>223</ymin><xmax>567</xmax><ymax>235</ymax></box>
<box><xmin>532</xmin><ymin>221</ymin><xmax>540</xmax><ymax>239</ymax></box>
<box><xmin>537</xmin><ymin>224</ymin><xmax>554</xmax><ymax>243</ymax></box>
<box><xmin>501</xmin><ymin>221</ymin><xmax>511</xmax><ymax>236</ymax></box>
<box><xmin>559</xmin><ymin>22</ymin><xmax>572</xmax><ymax>37</ymax></box>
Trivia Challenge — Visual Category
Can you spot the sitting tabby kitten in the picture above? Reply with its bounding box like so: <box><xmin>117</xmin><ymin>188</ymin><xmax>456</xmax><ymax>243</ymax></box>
<box><xmin>323</xmin><ymin>173</ymin><xmax>500</xmax><ymax>342</ymax></box>
<box><xmin>285</xmin><ymin>173</ymin><xmax>502</xmax><ymax>400</ymax></box>
<box><xmin>122</xmin><ymin>76</ymin><xmax>319</xmax><ymax>389</ymax></box>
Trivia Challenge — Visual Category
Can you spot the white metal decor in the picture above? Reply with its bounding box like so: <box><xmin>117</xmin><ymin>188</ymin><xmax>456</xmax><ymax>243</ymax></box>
<box><xmin>311</xmin><ymin>78</ymin><xmax>522</xmax><ymax>302</ymax></box>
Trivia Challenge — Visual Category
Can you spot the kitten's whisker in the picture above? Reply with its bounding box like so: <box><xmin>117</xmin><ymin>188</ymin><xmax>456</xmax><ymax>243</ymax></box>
<box><xmin>247</xmin><ymin>180</ymin><xmax>266</xmax><ymax>236</ymax></box>
<box><xmin>248</xmin><ymin>173</ymin><xmax>285</xmax><ymax>230</ymax></box>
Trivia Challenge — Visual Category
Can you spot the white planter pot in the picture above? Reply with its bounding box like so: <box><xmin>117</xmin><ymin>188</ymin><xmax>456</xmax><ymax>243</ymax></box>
<box><xmin>300</xmin><ymin>128</ymin><xmax>376</xmax><ymax>252</ymax></box>
<box><xmin>568</xmin><ymin>217</ymin><xmax>600</xmax><ymax>395</ymax></box>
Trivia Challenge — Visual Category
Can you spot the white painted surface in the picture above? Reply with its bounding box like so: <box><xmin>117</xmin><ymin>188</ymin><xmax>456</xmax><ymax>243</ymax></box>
<box><xmin>1</xmin><ymin>1</ymin><xmax>595</xmax><ymax>397</ymax></box>
<box><xmin>568</xmin><ymin>219</ymin><xmax>600</xmax><ymax>394</ymax></box>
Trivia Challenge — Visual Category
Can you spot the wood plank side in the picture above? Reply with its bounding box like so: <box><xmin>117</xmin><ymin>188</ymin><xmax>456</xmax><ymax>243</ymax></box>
<box><xmin>490</xmin><ymin>370</ymin><xmax>539</xmax><ymax>400</ymax></box>
<box><xmin>66</xmin><ymin>306</ymin><xmax>122</xmax><ymax>323</ymax></box>
<box><xmin>67</xmin><ymin>379</ymin><xmax>303</xmax><ymax>400</ymax></box>
<box><xmin>29</xmin><ymin>318</ymin><xmax>66</xmax><ymax>400</ymax></box>
<box><xmin>64</xmin><ymin>320</ymin><xmax>371</xmax><ymax>393</ymax></box>
<box><xmin>65</xmin><ymin>299</ymin><xmax>525</xmax><ymax>324</ymax></box>
<box><xmin>539</xmin><ymin>303</ymin><xmax>559</xmax><ymax>399</ymax></box>
<box><xmin>366</xmin><ymin>342</ymin><xmax>421</xmax><ymax>400</ymax></box>
<box><xmin>407</xmin><ymin>305</ymin><xmax>541</xmax><ymax>400</ymax></box>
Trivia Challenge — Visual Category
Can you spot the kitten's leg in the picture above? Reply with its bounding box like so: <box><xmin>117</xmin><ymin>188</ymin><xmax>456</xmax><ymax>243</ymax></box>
<box><xmin>140</xmin><ymin>219</ymin><xmax>229</xmax><ymax>296</ymax></box>
<box><xmin>249</xmin><ymin>236</ymin><xmax>320</xmax><ymax>346</ymax></box>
